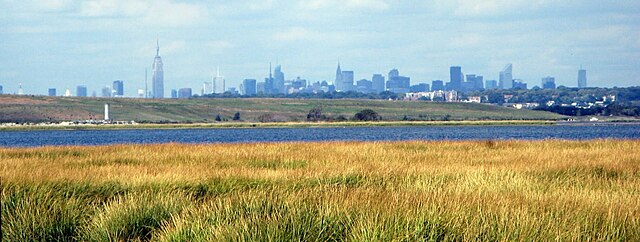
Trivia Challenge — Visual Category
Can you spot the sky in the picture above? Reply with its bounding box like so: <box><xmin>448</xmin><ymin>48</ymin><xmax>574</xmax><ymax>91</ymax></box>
<box><xmin>1</xmin><ymin>0</ymin><xmax>639</xmax><ymax>96</ymax></box>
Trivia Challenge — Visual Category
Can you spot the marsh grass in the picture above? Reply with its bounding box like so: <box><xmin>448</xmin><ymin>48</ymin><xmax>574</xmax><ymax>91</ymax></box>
<box><xmin>1</xmin><ymin>140</ymin><xmax>639</xmax><ymax>241</ymax></box>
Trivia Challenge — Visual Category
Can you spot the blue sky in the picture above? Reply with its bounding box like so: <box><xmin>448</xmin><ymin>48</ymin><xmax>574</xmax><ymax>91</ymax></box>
<box><xmin>1</xmin><ymin>0</ymin><xmax>639</xmax><ymax>96</ymax></box>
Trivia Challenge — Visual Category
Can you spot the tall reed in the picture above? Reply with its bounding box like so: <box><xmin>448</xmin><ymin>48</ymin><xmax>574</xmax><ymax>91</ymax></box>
<box><xmin>1</xmin><ymin>140</ymin><xmax>638</xmax><ymax>240</ymax></box>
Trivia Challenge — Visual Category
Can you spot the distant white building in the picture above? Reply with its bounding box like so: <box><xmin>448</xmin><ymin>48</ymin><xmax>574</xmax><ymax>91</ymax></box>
<box><xmin>465</xmin><ymin>96</ymin><xmax>481</xmax><ymax>103</ymax></box>
<box><xmin>405</xmin><ymin>90</ymin><xmax>458</xmax><ymax>102</ymax></box>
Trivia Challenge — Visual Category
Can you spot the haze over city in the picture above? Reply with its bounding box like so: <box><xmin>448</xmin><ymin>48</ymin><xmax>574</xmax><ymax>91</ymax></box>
<box><xmin>1</xmin><ymin>0</ymin><xmax>639</xmax><ymax>96</ymax></box>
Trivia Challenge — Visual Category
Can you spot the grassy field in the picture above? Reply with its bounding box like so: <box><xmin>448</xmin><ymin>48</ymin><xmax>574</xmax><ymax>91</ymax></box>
<box><xmin>1</xmin><ymin>140</ymin><xmax>638</xmax><ymax>241</ymax></box>
<box><xmin>0</xmin><ymin>95</ymin><xmax>565</xmax><ymax>123</ymax></box>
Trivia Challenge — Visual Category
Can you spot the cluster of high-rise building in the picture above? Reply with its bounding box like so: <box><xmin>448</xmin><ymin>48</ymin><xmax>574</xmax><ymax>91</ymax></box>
<box><xmin>437</xmin><ymin>64</ymin><xmax>587</xmax><ymax>93</ymax></box>
<box><xmin>238</xmin><ymin>64</ymin><xmax>314</xmax><ymax>95</ymax></box>
<box><xmin>44</xmin><ymin>80</ymin><xmax>125</xmax><ymax>98</ymax></box>
<box><xmin>234</xmin><ymin>63</ymin><xmax>588</xmax><ymax>97</ymax></box>
<box><xmin>1</xmin><ymin>40</ymin><xmax>592</xmax><ymax>98</ymax></box>
<box><xmin>237</xmin><ymin>64</ymin><xmax>414</xmax><ymax>96</ymax></box>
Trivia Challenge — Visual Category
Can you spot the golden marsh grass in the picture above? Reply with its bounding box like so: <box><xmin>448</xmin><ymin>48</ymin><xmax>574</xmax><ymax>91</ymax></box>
<box><xmin>1</xmin><ymin>140</ymin><xmax>639</xmax><ymax>240</ymax></box>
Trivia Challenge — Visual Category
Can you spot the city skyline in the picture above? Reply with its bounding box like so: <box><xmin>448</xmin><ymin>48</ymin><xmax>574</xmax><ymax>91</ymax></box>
<box><xmin>1</xmin><ymin>1</ymin><xmax>639</xmax><ymax>96</ymax></box>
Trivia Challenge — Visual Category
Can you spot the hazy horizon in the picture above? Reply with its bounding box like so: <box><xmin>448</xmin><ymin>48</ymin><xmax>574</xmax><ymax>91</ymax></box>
<box><xmin>1</xmin><ymin>0</ymin><xmax>639</xmax><ymax>96</ymax></box>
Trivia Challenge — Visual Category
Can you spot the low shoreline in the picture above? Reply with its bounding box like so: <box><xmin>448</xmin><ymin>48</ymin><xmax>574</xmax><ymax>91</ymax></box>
<box><xmin>0</xmin><ymin>120</ymin><xmax>562</xmax><ymax>131</ymax></box>
<box><xmin>2</xmin><ymin>119</ymin><xmax>639</xmax><ymax>131</ymax></box>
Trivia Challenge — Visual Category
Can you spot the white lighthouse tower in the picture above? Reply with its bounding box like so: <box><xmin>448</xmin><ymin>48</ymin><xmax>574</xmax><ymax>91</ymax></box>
<box><xmin>104</xmin><ymin>103</ymin><xmax>110</xmax><ymax>121</ymax></box>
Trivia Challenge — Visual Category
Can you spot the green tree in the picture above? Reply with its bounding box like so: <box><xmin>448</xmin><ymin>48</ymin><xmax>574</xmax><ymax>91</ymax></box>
<box><xmin>232</xmin><ymin>112</ymin><xmax>241</xmax><ymax>121</ymax></box>
<box><xmin>354</xmin><ymin>109</ymin><xmax>380</xmax><ymax>121</ymax></box>
<box><xmin>306</xmin><ymin>106</ymin><xmax>324</xmax><ymax>122</ymax></box>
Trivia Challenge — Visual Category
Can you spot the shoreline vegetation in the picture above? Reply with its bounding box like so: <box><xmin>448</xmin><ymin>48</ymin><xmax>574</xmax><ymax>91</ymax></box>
<box><xmin>2</xmin><ymin>140</ymin><xmax>639</xmax><ymax>240</ymax></box>
<box><xmin>0</xmin><ymin>120</ymin><xmax>562</xmax><ymax>131</ymax></box>
<box><xmin>2</xmin><ymin>119</ymin><xmax>639</xmax><ymax>131</ymax></box>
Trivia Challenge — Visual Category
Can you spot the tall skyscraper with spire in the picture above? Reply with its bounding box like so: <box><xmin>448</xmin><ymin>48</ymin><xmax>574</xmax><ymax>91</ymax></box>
<box><xmin>152</xmin><ymin>39</ymin><xmax>164</xmax><ymax>98</ymax></box>
<box><xmin>264</xmin><ymin>63</ymin><xmax>274</xmax><ymax>94</ymax></box>
<box><xmin>335</xmin><ymin>62</ymin><xmax>343</xmax><ymax>91</ymax></box>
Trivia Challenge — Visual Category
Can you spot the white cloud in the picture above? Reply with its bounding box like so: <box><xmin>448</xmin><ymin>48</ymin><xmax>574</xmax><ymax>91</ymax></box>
<box><xmin>161</xmin><ymin>40</ymin><xmax>186</xmax><ymax>54</ymax></box>
<box><xmin>572</xmin><ymin>25</ymin><xmax>631</xmax><ymax>45</ymax></box>
<box><xmin>4</xmin><ymin>0</ymin><xmax>76</xmax><ymax>12</ymax></box>
<box><xmin>344</xmin><ymin>0</ymin><xmax>389</xmax><ymax>10</ymax></box>
<box><xmin>431</xmin><ymin>0</ymin><xmax>554</xmax><ymax>17</ymax></box>
<box><xmin>449</xmin><ymin>33</ymin><xmax>486</xmax><ymax>48</ymax></box>
<box><xmin>299</xmin><ymin>0</ymin><xmax>389</xmax><ymax>11</ymax></box>
<box><xmin>143</xmin><ymin>0</ymin><xmax>205</xmax><ymax>27</ymax></box>
<box><xmin>273</xmin><ymin>27</ymin><xmax>319</xmax><ymax>41</ymax></box>
<box><xmin>247</xmin><ymin>0</ymin><xmax>275</xmax><ymax>11</ymax></box>
<box><xmin>39</xmin><ymin>0</ymin><xmax>75</xmax><ymax>11</ymax></box>
<box><xmin>78</xmin><ymin>0</ymin><xmax>205</xmax><ymax>27</ymax></box>
<box><xmin>79</xmin><ymin>0</ymin><xmax>146</xmax><ymax>17</ymax></box>
<box><xmin>205</xmin><ymin>40</ymin><xmax>234</xmax><ymax>55</ymax></box>
<box><xmin>207</xmin><ymin>40</ymin><xmax>234</xmax><ymax>49</ymax></box>
<box><xmin>299</xmin><ymin>0</ymin><xmax>331</xmax><ymax>10</ymax></box>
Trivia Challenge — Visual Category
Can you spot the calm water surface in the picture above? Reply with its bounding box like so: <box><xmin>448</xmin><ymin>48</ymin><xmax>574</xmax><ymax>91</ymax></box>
<box><xmin>1</xmin><ymin>125</ymin><xmax>639</xmax><ymax>147</ymax></box>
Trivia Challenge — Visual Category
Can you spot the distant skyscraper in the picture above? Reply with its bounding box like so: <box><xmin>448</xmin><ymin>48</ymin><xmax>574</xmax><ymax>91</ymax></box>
<box><xmin>171</xmin><ymin>89</ymin><xmax>178</xmax><ymax>98</ymax></box>
<box><xmin>112</xmin><ymin>80</ymin><xmax>124</xmax><ymax>97</ymax></box>
<box><xmin>202</xmin><ymin>81</ymin><xmax>213</xmax><ymax>95</ymax></box>
<box><xmin>356</xmin><ymin>79</ymin><xmax>373</xmax><ymax>93</ymax></box>
<box><xmin>485</xmin><ymin>80</ymin><xmax>498</xmax><ymax>89</ymax></box>
<box><xmin>499</xmin><ymin>64</ymin><xmax>513</xmax><ymax>89</ymax></box>
<box><xmin>410</xmin><ymin>83</ymin><xmax>430</xmax><ymax>92</ymax></box>
<box><xmin>389</xmin><ymin>69</ymin><xmax>399</xmax><ymax>79</ymax></box>
<box><xmin>262</xmin><ymin>64</ymin><xmax>274</xmax><ymax>94</ymax></box>
<box><xmin>178</xmin><ymin>88</ymin><xmax>192</xmax><ymax>98</ymax></box>
<box><xmin>463</xmin><ymin>74</ymin><xmax>483</xmax><ymax>92</ymax></box>
<box><xmin>0</xmin><ymin>85</ymin><xmax>3</xmax><ymax>94</ymax></box>
<box><xmin>372</xmin><ymin>74</ymin><xmax>385</xmax><ymax>93</ymax></box>
<box><xmin>464</xmin><ymin>74</ymin><xmax>483</xmax><ymax>92</ymax></box>
<box><xmin>76</xmin><ymin>85</ymin><xmax>87</xmax><ymax>97</ymax></box>
<box><xmin>541</xmin><ymin>76</ymin><xmax>556</xmax><ymax>89</ymax></box>
<box><xmin>64</xmin><ymin>88</ymin><xmax>71</xmax><ymax>97</ymax></box>
<box><xmin>213</xmin><ymin>66</ymin><xmax>225</xmax><ymax>94</ymax></box>
<box><xmin>431</xmin><ymin>80</ymin><xmax>444</xmax><ymax>91</ymax></box>
<box><xmin>152</xmin><ymin>40</ymin><xmax>164</xmax><ymax>98</ymax></box>
<box><xmin>256</xmin><ymin>82</ymin><xmax>266</xmax><ymax>94</ymax></box>
<box><xmin>341</xmin><ymin>70</ymin><xmax>354</xmax><ymax>92</ymax></box>
<box><xmin>578</xmin><ymin>68</ymin><xmax>587</xmax><ymax>88</ymax></box>
<box><xmin>513</xmin><ymin>79</ymin><xmax>527</xmax><ymax>89</ymax></box>
<box><xmin>227</xmin><ymin>87</ymin><xmax>239</xmax><ymax>94</ymax></box>
<box><xmin>274</xmin><ymin>65</ymin><xmax>285</xmax><ymax>94</ymax></box>
<box><xmin>386</xmin><ymin>69</ymin><xmax>410</xmax><ymax>93</ymax></box>
<box><xmin>48</xmin><ymin>88</ymin><xmax>56</xmax><ymax>96</ymax></box>
<box><xmin>291</xmin><ymin>77</ymin><xmax>307</xmax><ymax>90</ymax></box>
<box><xmin>449</xmin><ymin>66</ymin><xmax>463</xmax><ymax>91</ymax></box>
<box><xmin>335</xmin><ymin>63</ymin><xmax>343</xmax><ymax>91</ymax></box>
<box><xmin>243</xmin><ymin>79</ymin><xmax>257</xmax><ymax>95</ymax></box>
<box><xmin>101</xmin><ymin>86</ymin><xmax>111</xmax><ymax>97</ymax></box>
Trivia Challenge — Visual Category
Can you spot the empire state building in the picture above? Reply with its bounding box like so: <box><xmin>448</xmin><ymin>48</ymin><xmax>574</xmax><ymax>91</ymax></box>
<box><xmin>152</xmin><ymin>40</ymin><xmax>164</xmax><ymax>98</ymax></box>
